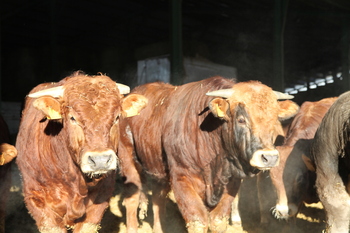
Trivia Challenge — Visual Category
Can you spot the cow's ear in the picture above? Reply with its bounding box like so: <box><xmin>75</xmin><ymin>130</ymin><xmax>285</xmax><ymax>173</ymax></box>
<box><xmin>302</xmin><ymin>154</ymin><xmax>315</xmax><ymax>172</ymax></box>
<box><xmin>0</xmin><ymin>143</ymin><xmax>17</xmax><ymax>165</ymax></box>
<box><xmin>32</xmin><ymin>96</ymin><xmax>62</xmax><ymax>120</ymax></box>
<box><xmin>122</xmin><ymin>94</ymin><xmax>148</xmax><ymax>118</ymax></box>
<box><xmin>209</xmin><ymin>98</ymin><xmax>230</xmax><ymax>121</ymax></box>
<box><xmin>278</xmin><ymin>100</ymin><xmax>299</xmax><ymax>122</ymax></box>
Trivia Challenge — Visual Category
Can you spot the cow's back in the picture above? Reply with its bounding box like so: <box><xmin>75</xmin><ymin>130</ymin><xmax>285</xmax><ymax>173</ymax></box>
<box><xmin>284</xmin><ymin>97</ymin><xmax>337</xmax><ymax>146</ymax></box>
<box><xmin>128</xmin><ymin>82</ymin><xmax>176</xmax><ymax>179</ymax></box>
<box><xmin>128</xmin><ymin>77</ymin><xmax>236</xmax><ymax>179</ymax></box>
<box><xmin>162</xmin><ymin>77</ymin><xmax>235</xmax><ymax>171</ymax></box>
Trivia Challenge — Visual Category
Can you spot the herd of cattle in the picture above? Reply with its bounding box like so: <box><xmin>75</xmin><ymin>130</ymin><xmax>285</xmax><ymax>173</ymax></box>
<box><xmin>1</xmin><ymin>71</ymin><xmax>350</xmax><ymax>233</ymax></box>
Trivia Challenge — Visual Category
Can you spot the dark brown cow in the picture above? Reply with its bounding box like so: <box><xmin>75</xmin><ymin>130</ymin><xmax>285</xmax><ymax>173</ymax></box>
<box><xmin>258</xmin><ymin>97</ymin><xmax>337</xmax><ymax>223</ymax></box>
<box><xmin>311</xmin><ymin>92</ymin><xmax>350</xmax><ymax>233</ymax></box>
<box><xmin>0</xmin><ymin>114</ymin><xmax>17</xmax><ymax>233</ymax></box>
<box><xmin>119</xmin><ymin>76</ymin><xmax>299</xmax><ymax>233</ymax></box>
<box><xmin>15</xmin><ymin>72</ymin><xmax>147</xmax><ymax>233</ymax></box>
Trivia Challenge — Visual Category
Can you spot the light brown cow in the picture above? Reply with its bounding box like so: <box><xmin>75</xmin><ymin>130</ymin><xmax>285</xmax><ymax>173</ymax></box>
<box><xmin>16</xmin><ymin>72</ymin><xmax>147</xmax><ymax>233</ymax></box>
<box><xmin>257</xmin><ymin>97</ymin><xmax>336</xmax><ymax>227</ymax></box>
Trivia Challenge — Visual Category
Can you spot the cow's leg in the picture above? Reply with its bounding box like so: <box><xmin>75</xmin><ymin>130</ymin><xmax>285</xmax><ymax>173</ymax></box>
<box><xmin>230</xmin><ymin>193</ymin><xmax>241</xmax><ymax>225</ymax></box>
<box><xmin>118</xmin><ymin>127</ymin><xmax>144</xmax><ymax>233</ymax></box>
<box><xmin>24</xmin><ymin>195</ymin><xmax>67</xmax><ymax>233</ymax></box>
<box><xmin>73</xmin><ymin>174</ymin><xmax>116</xmax><ymax>233</ymax></box>
<box><xmin>267</xmin><ymin>148</ymin><xmax>290</xmax><ymax>221</ymax></box>
<box><xmin>257</xmin><ymin>172</ymin><xmax>279</xmax><ymax>225</ymax></box>
<box><xmin>138</xmin><ymin>187</ymin><xmax>149</xmax><ymax>221</ymax></box>
<box><xmin>316</xmin><ymin>158</ymin><xmax>350</xmax><ymax>233</ymax></box>
<box><xmin>151</xmin><ymin>179</ymin><xmax>170</xmax><ymax>233</ymax></box>
<box><xmin>170</xmin><ymin>175</ymin><xmax>209</xmax><ymax>233</ymax></box>
<box><xmin>122</xmin><ymin>182</ymin><xmax>142</xmax><ymax>233</ymax></box>
<box><xmin>209</xmin><ymin>178</ymin><xmax>240</xmax><ymax>233</ymax></box>
<box><xmin>72</xmin><ymin>196</ymin><xmax>110</xmax><ymax>233</ymax></box>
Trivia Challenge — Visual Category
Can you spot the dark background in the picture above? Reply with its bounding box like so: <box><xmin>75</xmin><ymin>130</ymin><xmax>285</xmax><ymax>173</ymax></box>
<box><xmin>1</xmin><ymin>0</ymin><xmax>350</xmax><ymax>104</ymax></box>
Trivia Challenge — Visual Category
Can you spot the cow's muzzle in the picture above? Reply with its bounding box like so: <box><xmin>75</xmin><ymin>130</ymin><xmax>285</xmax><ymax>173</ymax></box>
<box><xmin>81</xmin><ymin>149</ymin><xmax>117</xmax><ymax>175</ymax></box>
<box><xmin>250</xmin><ymin>149</ymin><xmax>279</xmax><ymax>169</ymax></box>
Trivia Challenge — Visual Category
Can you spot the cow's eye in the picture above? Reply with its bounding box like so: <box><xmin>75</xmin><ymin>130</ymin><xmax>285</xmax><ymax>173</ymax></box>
<box><xmin>237</xmin><ymin>116</ymin><xmax>246</xmax><ymax>124</ymax></box>
<box><xmin>114</xmin><ymin>115</ymin><xmax>120</xmax><ymax>124</ymax></box>
<box><xmin>70</xmin><ymin>116</ymin><xmax>77</xmax><ymax>123</ymax></box>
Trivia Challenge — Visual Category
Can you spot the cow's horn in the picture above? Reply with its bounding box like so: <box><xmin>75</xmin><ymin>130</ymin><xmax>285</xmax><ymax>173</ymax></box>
<box><xmin>28</xmin><ymin>86</ymin><xmax>64</xmax><ymax>98</ymax></box>
<box><xmin>116</xmin><ymin>83</ymin><xmax>130</xmax><ymax>95</ymax></box>
<box><xmin>206</xmin><ymin>89</ymin><xmax>234</xmax><ymax>99</ymax></box>
<box><xmin>274</xmin><ymin>91</ymin><xmax>294</xmax><ymax>100</ymax></box>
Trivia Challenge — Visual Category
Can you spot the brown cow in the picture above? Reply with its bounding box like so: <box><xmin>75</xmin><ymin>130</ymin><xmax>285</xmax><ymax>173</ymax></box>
<box><xmin>257</xmin><ymin>97</ymin><xmax>336</xmax><ymax>227</ymax></box>
<box><xmin>119</xmin><ymin>76</ymin><xmax>299</xmax><ymax>233</ymax></box>
<box><xmin>15</xmin><ymin>72</ymin><xmax>147</xmax><ymax>233</ymax></box>
<box><xmin>0</xmin><ymin>115</ymin><xmax>17</xmax><ymax>233</ymax></box>
<box><xmin>311</xmin><ymin>91</ymin><xmax>350</xmax><ymax>233</ymax></box>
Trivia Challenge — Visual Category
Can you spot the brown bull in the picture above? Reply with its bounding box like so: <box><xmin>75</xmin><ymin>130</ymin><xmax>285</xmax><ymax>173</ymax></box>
<box><xmin>119</xmin><ymin>76</ymin><xmax>299</xmax><ymax>233</ymax></box>
<box><xmin>0</xmin><ymin>115</ymin><xmax>17</xmax><ymax>233</ymax></box>
<box><xmin>16</xmin><ymin>72</ymin><xmax>147</xmax><ymax>233</ymax></box>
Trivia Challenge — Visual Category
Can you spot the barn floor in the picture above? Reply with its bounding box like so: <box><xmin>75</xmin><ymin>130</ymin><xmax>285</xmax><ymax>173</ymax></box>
<box><xmin>5</xmin><ymin>164</ymin><xmax>326</xmax><ymax>233</ymax></box>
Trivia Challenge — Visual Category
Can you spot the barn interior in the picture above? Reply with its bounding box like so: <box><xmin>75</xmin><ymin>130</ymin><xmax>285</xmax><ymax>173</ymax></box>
<box><xmin>1</xmin><ymin>0</ymin><xmax>350</xmax><ymax>232</ymax></box>
<box><xmin>2</xmin><ymin>0</ymin><xmax>350</xmax><ymax>104</ymax></box>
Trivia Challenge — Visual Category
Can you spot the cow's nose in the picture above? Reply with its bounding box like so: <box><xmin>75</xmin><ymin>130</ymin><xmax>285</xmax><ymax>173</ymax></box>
<box><xmin>88</xmin><ymin>153</ymin><xmax>112</xmax><ymax>169</ymax></box>
<box><xmin>81</xmin><ymin>149</ymin><xmax>117</xmax><ymax>174</ymax></box>
<box><xmin>250</xmin><ymin>149</ymin><xmax>279</xmax><ymax>169</ymax></box>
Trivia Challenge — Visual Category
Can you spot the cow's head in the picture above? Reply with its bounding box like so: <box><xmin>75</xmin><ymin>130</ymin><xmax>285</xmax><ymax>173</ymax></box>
<box><xmin>206</xmin><ymin>81</ymin><xmax>298</xmax><ymax>171</ymax></box>
<box><xmin>28</xmin><ymin>74</ymin><xmax>147</xmax><ymax>177</ymax></box>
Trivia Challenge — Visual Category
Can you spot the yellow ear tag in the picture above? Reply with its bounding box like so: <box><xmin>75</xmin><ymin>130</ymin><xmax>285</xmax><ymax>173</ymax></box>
<box><xmin>47</xmin><ymin>107</ymin><xmax>62</xmax><ymax>120</ymax></box>
<box><xmin>124</xmin><ymin>108</ymin><xmax>140</xmax><ymax>118</ymax></box>
<box><xmin>216</xmin><ymin>104</ymin><xmax>225</xmax><ymax>118</ymax></box>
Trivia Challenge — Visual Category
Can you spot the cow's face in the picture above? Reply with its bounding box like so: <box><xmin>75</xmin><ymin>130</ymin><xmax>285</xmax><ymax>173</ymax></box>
<box><xmin>207</xmin><ymin>81</ymin><xmax>298</xmax><ymax>170</ymax></box>
<box><xmin>29</xmin><ymin>75</ymin><xmax>147</xmax><ymax>177</ymax></box>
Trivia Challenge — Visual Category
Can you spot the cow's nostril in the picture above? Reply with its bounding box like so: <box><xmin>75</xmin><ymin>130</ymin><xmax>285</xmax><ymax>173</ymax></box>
<box><xmin>106</xmin><ymin>155</ymin><xmax>112</xmax><ymax>165</ymax></box>
<box><xmin>261</xmin><ymin>154</ymin><xmax>268</xmax><ymax>163</ymax></box>
<box><xmin>88</xmin><ymin>156</ymin><xmax>96</xmax><ymax>166</ymax></box>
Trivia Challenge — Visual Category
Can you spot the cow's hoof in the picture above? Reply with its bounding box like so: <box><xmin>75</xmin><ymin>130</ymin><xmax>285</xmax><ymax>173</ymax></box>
<box><xmin>138</xmin><ymin>200</ymin><xmax>148</xmax><ymax>220</ymax></box>
<box><xmin>210</xmin><ymin>217</ymin><xmax>228</xmax><ymax>233</ymax></box>
<box><xmin>77</xmin><ymin>223</ymin><xmax>100</xmax><ymax>233</ymax></box>
<box><xmin>187</xmin><ymin>221</ymin><xmax>207</xmax><ymax>233</ymax></box>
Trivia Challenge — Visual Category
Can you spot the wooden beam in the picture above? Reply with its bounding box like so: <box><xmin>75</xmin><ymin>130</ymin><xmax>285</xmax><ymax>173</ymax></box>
<box><xmin>273</xmin><ymin>0</ymin><xmax>288</xmax><ymax>91</ymax></box>
<box><xmin>170</xmin><ymin>0</ymin><xmax>184</xmax><ymax>85</ymax></box>
<box><xmin>342</xmin><ymin>19</ymin><xmax>350</xmax><ymax>92</ymax></box>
